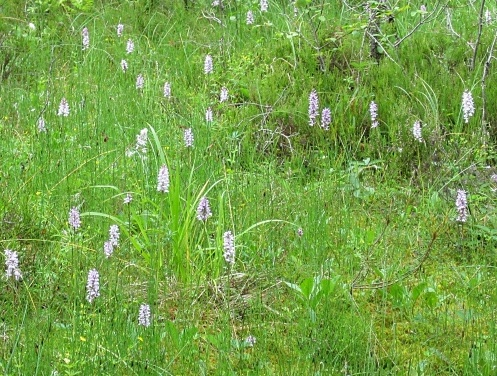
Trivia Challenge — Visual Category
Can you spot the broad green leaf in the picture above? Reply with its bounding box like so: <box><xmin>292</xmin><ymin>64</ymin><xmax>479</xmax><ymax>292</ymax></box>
<box><xmin>300</xmin><ymin>277</ymin><xmax>315</xmax><ymax>300</ymax></box>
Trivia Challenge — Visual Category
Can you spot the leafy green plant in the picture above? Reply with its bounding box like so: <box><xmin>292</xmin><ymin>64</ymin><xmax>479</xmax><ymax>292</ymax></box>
<box><xmin>285</xmin><ymin>274</ymin><xmax>340</xmax><ymax>322</ymax></box>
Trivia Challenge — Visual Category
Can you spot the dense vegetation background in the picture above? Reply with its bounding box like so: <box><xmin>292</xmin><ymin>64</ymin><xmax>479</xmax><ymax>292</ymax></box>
<box><xmin>1</xmin><ymin>0</ymin><xmax>497</xmax><ymax>374</ymax></box>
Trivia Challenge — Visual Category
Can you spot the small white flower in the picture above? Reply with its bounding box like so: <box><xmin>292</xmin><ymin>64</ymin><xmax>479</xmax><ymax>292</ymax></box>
<box><xmin>58</xmin><ymin>98</ymin><xmax>70</xmax><ymax>117</ymax></box>
<box><xmin>136</xmin><ymin>74</ymin><xmax>144</xmax><ymax>90</ymax></box>
<box><xmin>184</xmin><ymin>128</ymin><xmax>194</xmax><ymax>148</ymax></box>
<box><xmin>485</xmin><ymin>10</ymin><xmax>492</xmax><ymax>23</ymax></box>
<box><xmin>245</xmin><ymin>335</ymin><xmax>256</xmax><ymax>347</ymax></box>
<box><xmin>120</xmin><ymin>59</ymin><xmax>128</xmax><ymax>72</ymax></box>
<box><xmin>220</xmin><ymin>86</ymin><xmax>229</xmax><ymax>102</ymax></box>
<box><xmin>206</xmin><ymin>107</ymin><xmax>213</xmax><ymax>123</ymax></box>
<box><xmin>412</xmin><ymin>120</ymin><xmax>423</xmax><ymax>142</ymax></box>
<box><xmin>369</xmin><ymin>101</ymin><xmax>379</xmax><ymax>128</ymax></box>
<box><xmin>308</xmin><ymin>89</ymin><xmax>319</xmax><ymax>127</ymax></box>
<box><xmin>86</xmin><ymin>269</ymin><xmax>100</xmax><ymax>303</ymax></box>
<box><xmin>321</xmin><ymin>108</ymin><xmax>332</xmax><ymax>130</ymax></box>
<box><xmin>5</xmin><ymin>249</ymin><xmax>22</xmax><ymax>281</ymax></box>
<box><xmin>260</xmin><ymin>0</ymin><xmax>268</xmax><ymax>12</ymax></box>
<box><xmin>109</xmin><ymin>225</ymin><xmax>120</xmax><ymax>247</ymax></box>
<box><xmin>136</xmin><ymin>128</ymin><xmax>148</xmax><ymax>154</ymax></box>
<box><xmin>163</xmin><ymin>82</ymin><xmax>171</xmax><ymax>98</ymax></box>
<box><xmin>157</xmin><ymin>165</ymin><xmax>170</xmax><ymax>193</ymax></box>
<box><xmin>38</xmin><ymin>117</ymin><xmax>46</xmax><ymax>132</ymax></box>
<box><xmin>462</xmin><ymin>90</ymin><xmax>475</xmax><ymax>124</ymax></box>
<box><xmin>138</xmin><ymin>303</ymin><xmax>151</xmax><ymax>327</ymax></box>
<box><xmin>117</xmin><ymin>23</ymin><xmax>124</xmax><ymax>37</ymax></box>
<box><xmin>123</xmin><ymin>193</ymin><xmax>133</xmax><ymax>204</ymax></box>
<box><xmin>246</xmin><ymin>10</ymin><xmax>255</xmax><ymax>25</ymax></box>
<box><xmin>68</xmin><ymin>207</ymin><xmax>81</xmax><ymax>230</ymax></box>
<box><xmin>126</xmin><ymin>39</ymin><xmax>135</xmax><ymax>54</ymax></box>
<box><xmin>456</xmin><ymin>189</ymin><xmax>469</xmax><ymax>223</ymax></box>
<box><xmin>81</xmin><ymin>27</ymin><xmax>90</xmax><ymax>50</ymax></box>
<box><xmin>204</xmin><ymin>54</ymin><xmax>213</xmax><ymax>75</ymax></box>
<box><xmin>127</xmin><ymin>128</ymin><xmax>148</xmax><ymax>157</ymax></box>
<box><xmin>196</xmin><ymin>196</ymin><xmax>212</xmax><ymax>222</ymax></box>
<box><xmin>223</xmin><ymin>231</ymin><xmax>235</xmax><ymax>265</ymax></box>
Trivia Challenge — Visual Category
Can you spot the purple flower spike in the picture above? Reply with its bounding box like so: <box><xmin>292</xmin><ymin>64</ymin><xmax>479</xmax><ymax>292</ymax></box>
<box><xmin>5</xmin><ymin>249</ymin><xmax>22</xmax><ymax>281</ymax></box>
<box><xmin>223</xmin><ymin>231</ymin><xmax>235</xmax><ymax>265</ymax></box>
<box><xmin>82</xmin><ymin>27</ymin><xmax>90</xmax><ymax>50</ymax></box>
<box><xmin>86</xmin><ymin>269</ymin><xmax>100</xmax><ymax>303</ymax></box>
<box><xmin>58</xmin><ymin>98</ymin><xmax>70</xmax><ymax>117</ymax></box>
<box><xmin>69</xmin><ymin>207</ymin><xmax>81</xmax><ymax>230</ymax></box>
<box><xmin>308</xmin><ymin>89</ymin><xmax>319</xmax><ymax>126</ymax></box>
<box><xmin>369</xmin><ymin>101</ymin><xmax>379</xmax><ymax>128</ymax></box>
<box><xmin>157</xmin><ymin>165</ymin><xmax>170</xmax><ymax>193</ymax></box>
<box><xmin>456</xmin><ymin>189</ymin><xmax>469</xmax><ymax>223</ymax></box>
<box><xmin>196</xmin><ymin>196</ymin><xmax>212</xmax><ymax>222</ymax></box>
<box><xmin>117</xmin><ymin>23</ymin><xmax>124</xmax><ymax>37</ymax></box>
<box><xmin>138</xmin><ymin>303</ymin><xmax>151</xmax><ymax>327</ymax></box>
<box><xmin>204</xmin><ymin>55</ymin><xmax>213</xmax><ymax>75</ymax></box>
<box><xmin>321</xmin><ymin>108</ymin><xmax>332</xmax><ymax>130</ymax></box>
<box><xmin>184</xmin><ymin>128</ymin><xmax>194</xmax><ymax>148</ymax></box>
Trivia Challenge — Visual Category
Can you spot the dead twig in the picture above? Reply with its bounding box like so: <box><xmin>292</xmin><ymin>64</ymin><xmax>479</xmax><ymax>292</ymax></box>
<box><xmin>394</xmin><ymin>1</ymin><xmax>446</xmax><ymax>48</ymax></box>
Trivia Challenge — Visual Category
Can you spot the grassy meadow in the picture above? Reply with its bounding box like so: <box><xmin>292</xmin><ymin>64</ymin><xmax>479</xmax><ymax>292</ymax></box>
<box><xmin>2</xmin><ymin>0</ymin><xmax>497</xmax><ymax>374</ymax></box>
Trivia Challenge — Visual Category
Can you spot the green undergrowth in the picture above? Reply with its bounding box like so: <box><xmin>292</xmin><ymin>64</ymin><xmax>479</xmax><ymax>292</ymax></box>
<box><xmin>1</xmin><ymin>0</ymin><xmax>497</xmax><ymax>374</ymax></box>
